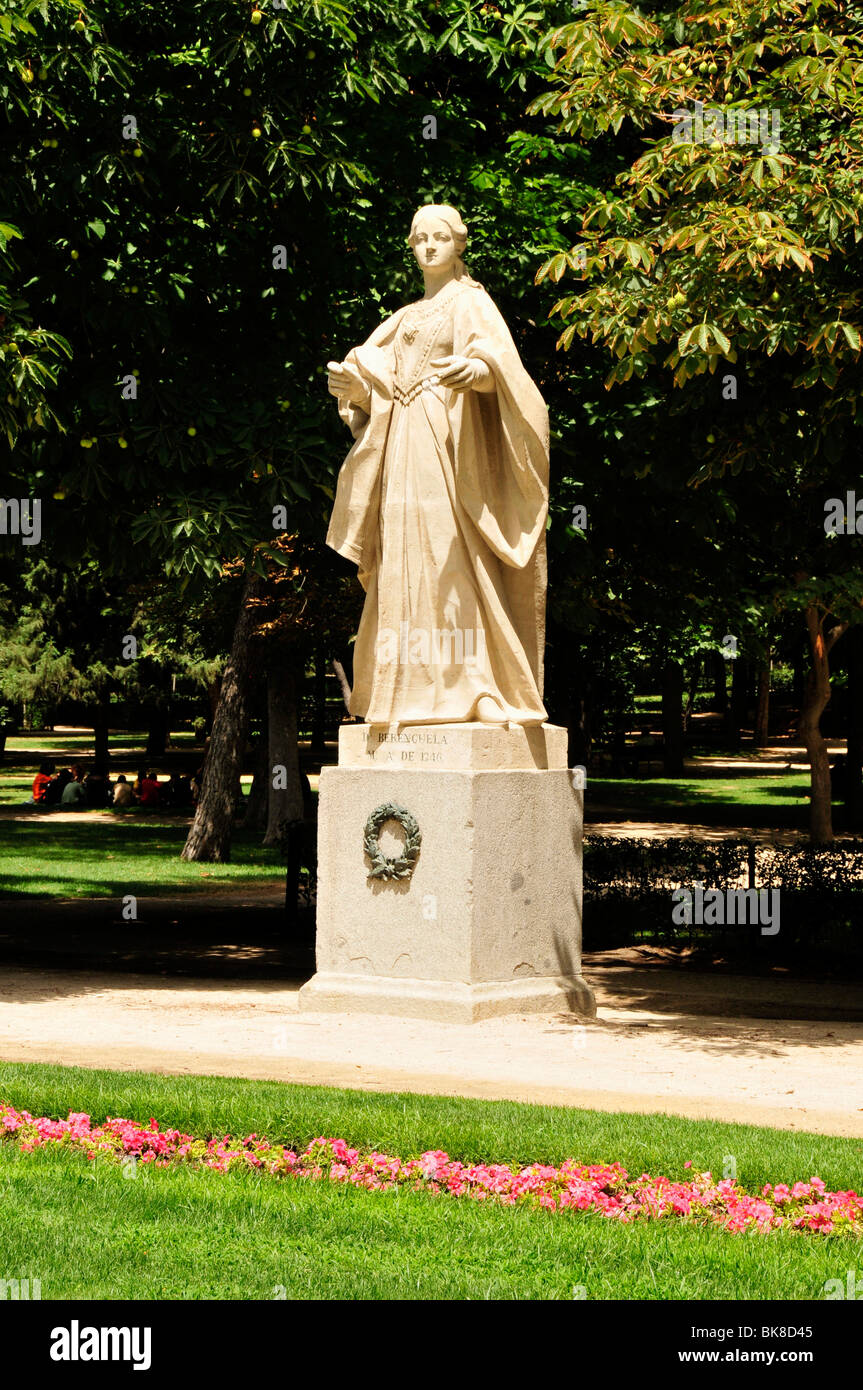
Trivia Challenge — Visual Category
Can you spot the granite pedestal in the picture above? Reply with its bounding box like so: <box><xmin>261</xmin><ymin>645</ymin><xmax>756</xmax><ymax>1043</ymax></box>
<box><xmin>298</xmin><ymin>723</ymin><xmax>595</xmax><ymax>1023</ymax></box>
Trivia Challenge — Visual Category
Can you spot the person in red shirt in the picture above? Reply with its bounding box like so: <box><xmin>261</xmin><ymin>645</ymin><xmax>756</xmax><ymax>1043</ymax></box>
<box><xmin>32</xmin><ymin>761</ymin><xmax>55</xmax><ymax>804</ymax></box>
<box><xmin>138</xmin><ymin>772</ymin><xmax>161</xmax><ymax>808</ymax></box>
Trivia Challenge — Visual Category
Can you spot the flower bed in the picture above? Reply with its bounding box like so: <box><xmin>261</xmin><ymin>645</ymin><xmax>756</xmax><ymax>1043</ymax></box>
<box><xmin>2</xmin><ymin>1104</ymin><xmax>860</xmax><ymax>1234</ymax></box>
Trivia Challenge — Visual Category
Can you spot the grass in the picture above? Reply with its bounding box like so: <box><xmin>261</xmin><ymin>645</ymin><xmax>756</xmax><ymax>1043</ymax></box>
<box><xmin>587</xmin><ymin>774</ymin><xmax>814</xmax><ymax>817</ymax></box>
<box><xmin>5</xmin><ymin>731</ymin><xmax>199</xmax><ymax>752</ymax></box>
<box><xmin>0</xmin><ymin>776</ymin><xmax>32</xmax><ymax>806</ymax></box>
<box><xmin>0</xmin><ymin>821</ymin><xmax>283</xmax><ymax>898</ymax></box>
<box><xmin>5</xmin><ymin>732</ymin><xmax>153</xmax><ymax>752</ymax></box>
<box><xmin>0</xmin><ymin>1061</ymin><xmax>860</xmax><ymax>1300</ymax></box>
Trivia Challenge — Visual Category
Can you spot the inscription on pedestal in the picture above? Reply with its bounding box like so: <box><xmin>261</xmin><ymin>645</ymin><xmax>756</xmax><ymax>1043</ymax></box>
<box><xmin>367</xmin><ymin>730</ymin><xmax>450</xmax><ymax>764</ymax></box>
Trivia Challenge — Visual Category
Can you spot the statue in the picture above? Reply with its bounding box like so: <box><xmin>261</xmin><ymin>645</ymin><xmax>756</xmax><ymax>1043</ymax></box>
<box><xmin>326</xmin><ymin>203</ymin><xmax>550</xmax><ymax>727</ymax></box>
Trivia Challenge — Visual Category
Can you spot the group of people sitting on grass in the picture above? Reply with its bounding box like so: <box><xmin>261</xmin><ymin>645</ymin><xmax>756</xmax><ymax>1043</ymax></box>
<box><xmin>29</xmin><ymin>763</ymin><xmax>198</xmax><ymax>811</ymax></box>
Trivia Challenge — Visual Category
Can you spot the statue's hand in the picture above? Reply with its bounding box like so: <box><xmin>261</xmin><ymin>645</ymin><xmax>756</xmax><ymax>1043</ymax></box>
<box><xmin>327</xmin><ymin>360</ymin><xmax>371</xmax><ymax>410</ymax></box>
<box><xmin>430</xmin><ymin>355</ymin><xmax>494</xmax><ymax>394</ymax></box>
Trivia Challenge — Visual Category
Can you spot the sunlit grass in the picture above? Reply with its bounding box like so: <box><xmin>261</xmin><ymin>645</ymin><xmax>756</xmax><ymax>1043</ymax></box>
<box><xmin>0</xmin><ymin>821</ymin><xmax>283</xmax><ymax>897</ymax></box>
<box><xmin>0</xmin><ymin>1062</ymin><xmax>858</xmax><ymax>1301</ymax></box>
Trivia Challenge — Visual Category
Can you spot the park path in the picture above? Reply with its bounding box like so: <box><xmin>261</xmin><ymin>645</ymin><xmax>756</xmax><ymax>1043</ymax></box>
<box><xmin>1</xmin><ymin>961</ymin><xmax>862</xmax><ymax>1137</ymax></box>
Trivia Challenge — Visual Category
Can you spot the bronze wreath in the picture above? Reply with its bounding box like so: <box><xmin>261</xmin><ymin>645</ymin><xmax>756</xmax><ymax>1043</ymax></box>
<box><xmin>363</xmin><ymin>803</ymin><xmax>422</xmax><ymax>881</ymax></box>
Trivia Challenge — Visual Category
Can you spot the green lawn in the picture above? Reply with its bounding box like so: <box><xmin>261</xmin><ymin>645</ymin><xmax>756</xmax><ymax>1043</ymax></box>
<box><xmin>0</xmin><ymin>821</ymin><xmax>283</xmax><ymax>897</ymax></box>
<box><xmin>0</xmin><ymin>1062</ymin><xmax>859</xmax><ymax>1300</ymax></box>
<box><xmin>5</xmin><ymin>732</ymin><xmax>198</xmax><ymax>754</ymax></box>
<box><xmin>0</xmin><ymin>776</ymin><xmax>32</xmax><ymax>806</ymax></box>
<box><xmin>588</xmin><ymin>773</ymin><xmax>813</xmax><ymax>814</ymax></box>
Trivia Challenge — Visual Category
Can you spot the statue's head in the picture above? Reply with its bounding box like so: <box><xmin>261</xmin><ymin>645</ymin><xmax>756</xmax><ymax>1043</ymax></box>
<box><xmin>408</xmin><ymin>204</ymin><xmax>468</xmax><ymax>278</ymax></box>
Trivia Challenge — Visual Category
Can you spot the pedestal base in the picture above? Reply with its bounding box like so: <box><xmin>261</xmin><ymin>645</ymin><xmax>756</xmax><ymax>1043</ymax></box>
<box><xmin>299</xmin><ymin>971</ymin><xmax>596</xmax><ymax>1024</ymax></box>
<box><xmin>299</xmin><ymin>723</ymin><xmax>595</xmax><ymax>1024</ymax></box>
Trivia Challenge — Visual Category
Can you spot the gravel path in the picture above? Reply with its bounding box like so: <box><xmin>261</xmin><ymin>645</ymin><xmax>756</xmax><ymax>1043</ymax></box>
<box><xmin>2</xmin><ymin>961</ymin><xmax>862</xmax><ymax>1137</ymax></box>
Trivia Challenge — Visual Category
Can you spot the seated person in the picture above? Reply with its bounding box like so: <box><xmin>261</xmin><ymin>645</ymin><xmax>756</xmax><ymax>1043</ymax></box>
<box><xmin>44</xmin><ymin>768</ymin><xmax>72</xmax><ymax>805</ymax></box>
<box><xmin>31</xmin><ymin>761</ymin><xmax>55</xmax><ymax>804</ymax></box>
<box><xmin>84</xmin><ymin>771</ymin><xmax>110</xmax><ymax>807</ymax></box>
<box><xmin>113</xmin><ymin>774</ymin><xmax>135</xmax><ymax>808</ymax></box>
<box><xmin>166</xmin><ymin>772</ymin><xmax>192</xmax><ymax>807</ymax></box>
<box><xmin>138</xmin><ymin>771</ymin><xmax>161</xmax><ymax>808</ymax></box>
<box><xmin>61</xmin><ymin>773</ymin><xmax>87</xmax><ymax>808</ymax></box>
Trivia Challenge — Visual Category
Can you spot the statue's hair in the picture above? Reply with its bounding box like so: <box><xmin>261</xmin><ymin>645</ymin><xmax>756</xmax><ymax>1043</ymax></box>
<box><xmin>407</xmin><ymin>204</ymin><xmax>483</xmax><ymax>288</ymax></box>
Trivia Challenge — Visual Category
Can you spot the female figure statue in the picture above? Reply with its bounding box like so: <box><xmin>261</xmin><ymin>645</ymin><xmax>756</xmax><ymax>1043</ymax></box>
<box><xmin>326</xmin><ymin>203</ymin><xmax>549</xmax><ymax>726</ymax></box>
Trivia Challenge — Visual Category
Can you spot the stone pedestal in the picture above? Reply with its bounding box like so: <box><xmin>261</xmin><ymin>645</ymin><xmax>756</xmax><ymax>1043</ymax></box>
<box><xmin>298</xmin><ymin>723</ymin><xmax>595</xmax><ymax>1023</ymax></box>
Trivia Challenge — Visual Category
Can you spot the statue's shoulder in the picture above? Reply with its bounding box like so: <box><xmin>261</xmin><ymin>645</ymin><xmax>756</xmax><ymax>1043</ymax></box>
<box><xmin>452</xmin><ymin>280</ymin><xmax>491</xmax><ymax>311</ymax></box>
<box><xmin>453</xmin><ymin>281</ymin><xmax>507</xmax><ymax>327</ymax></box>
<box><xmin>364</xmin><ymin>304</ymin><xmax>408</xmax><ymax>346</ymax></box>
<box><xmin>455</xmin><ymin>278</ymin><xmax>487</xmax><ymax>299</ymax></box>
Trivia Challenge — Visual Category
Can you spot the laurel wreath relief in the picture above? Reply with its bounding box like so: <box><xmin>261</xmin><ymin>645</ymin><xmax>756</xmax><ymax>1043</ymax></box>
<box><xmin>363</xmin><ymin>803</ymin><xmax>422</xmax><ymax>881</ymax></box>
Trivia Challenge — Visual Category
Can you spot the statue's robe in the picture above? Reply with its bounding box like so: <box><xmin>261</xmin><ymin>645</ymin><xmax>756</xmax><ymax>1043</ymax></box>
<box><xmin>326</xmin><ymin>278</ymin><xmax>550</xmax><ymax>725</ymax></box>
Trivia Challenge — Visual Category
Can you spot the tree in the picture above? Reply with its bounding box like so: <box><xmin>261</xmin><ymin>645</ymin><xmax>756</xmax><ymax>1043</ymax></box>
<box><xmin>180</xmin><ymin>569</ymin><xmax>263</xmax><ymax>861</ymax></box>
<box><xmin>4</xmin><ymin>0</ymin><xmax>612</xmax><ymax>858</ymax></box>
<box><xmin>532</xmin><ymin>0</ymin><xmax>863</xmax><ymax>840</ymax></box>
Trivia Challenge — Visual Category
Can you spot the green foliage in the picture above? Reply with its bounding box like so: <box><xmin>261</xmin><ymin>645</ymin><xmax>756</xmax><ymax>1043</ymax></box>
<box><xmin>1</xmin><ymin>0</ymin><xmax>595</xmax><ymax>585</ymax></box>
<box><xmin>1</xmin><ymin>0</ymin><xmax>609</xmax><ymax>724</ymax></box>
<box><xmin>533</xmin><ymin>0</ymin><xmax>863</xmax><ymax>393</ymax></box>
<box><xmin>533</xmin><ymin>0</ymin><xmax>863</xmax><ymax>751</ymax></box>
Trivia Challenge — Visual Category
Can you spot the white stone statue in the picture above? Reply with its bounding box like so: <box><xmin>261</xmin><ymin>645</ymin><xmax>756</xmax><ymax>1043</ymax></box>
<box><xmin>326</xmin><ymin>203</ymin><xmax>550</xmax><ymax>727</ymax></box>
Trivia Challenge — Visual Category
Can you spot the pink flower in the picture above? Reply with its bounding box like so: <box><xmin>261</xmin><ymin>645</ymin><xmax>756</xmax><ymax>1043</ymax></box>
<box><xmin>2</xmin><ymin>1105</ymin><xmax>860</xmax><ymax>1238</ymax></box>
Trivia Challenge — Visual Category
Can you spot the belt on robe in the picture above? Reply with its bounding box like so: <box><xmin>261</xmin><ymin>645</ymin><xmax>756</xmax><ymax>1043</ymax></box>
<box><xmin>393</xmin><ymin>375</ymin><xmax>442</xmax><ymax>407</ymax></box>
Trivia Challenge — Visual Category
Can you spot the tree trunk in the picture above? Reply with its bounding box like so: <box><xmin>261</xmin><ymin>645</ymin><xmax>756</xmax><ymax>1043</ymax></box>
<box><xmin>181</xmin><ymin>571</ymin><xmax>264</xmax><ymax>862</ymax></box>
<box><xmin>799</xmin><ymin>604</ymin><xmax>847</xmax><ymax>846</ymax></box>
<box><xmin>206</xmin><ymin>677</ymin><xmax>221</xmax><ymax>732</ymax></box>
<box><xmin>661</xmin><ymin>661</ymin><xmax>685</xmax><ymax>776</ymax></box>
<box><xmin>845</xmin><ymin>626</ymin><xmax>863</xmax><ymax>831</ymax></box>
<box><xmin>753</xmin><ymin>657</ymin><xmax>771</xmax><ymax>747</ymax></box>
<box><xmin>264</xmin><ymin>665</ymin><xmax>303</xmax><ymax>847</ymax></box>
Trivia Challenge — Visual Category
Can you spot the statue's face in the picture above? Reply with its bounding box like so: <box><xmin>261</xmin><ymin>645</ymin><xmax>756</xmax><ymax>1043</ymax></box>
<box><xmin>411</xmin><ymin>215</ymin><xmax>459</xmax><ymax>273</ymax></box>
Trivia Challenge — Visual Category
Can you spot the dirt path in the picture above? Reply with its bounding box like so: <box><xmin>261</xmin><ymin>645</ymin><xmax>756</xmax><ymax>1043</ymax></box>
<box><xmin>583</xmin><ymin>820</ymin><xmax>858</xmax><ymax>843</ymax></box>
<box><xmin>2</xmin><ymin>962</ymin><xmax>862</xmax><ymax>1137</ymax></box>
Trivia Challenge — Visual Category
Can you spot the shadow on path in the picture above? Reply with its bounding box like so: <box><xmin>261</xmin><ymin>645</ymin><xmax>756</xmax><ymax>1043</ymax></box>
<box><xmin>0</xmin><ymin>886</ymin><xmax>314</xmax><ymax>985</ymax></box>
